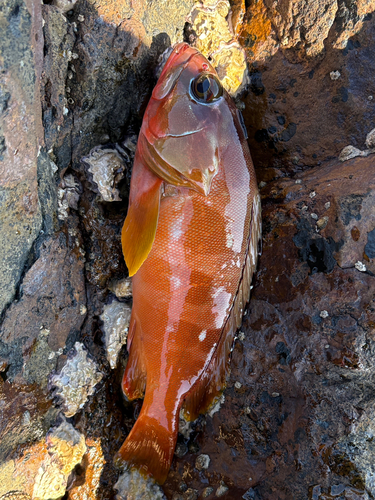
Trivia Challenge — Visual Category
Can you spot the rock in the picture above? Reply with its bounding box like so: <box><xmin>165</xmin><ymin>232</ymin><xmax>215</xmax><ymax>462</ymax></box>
<box><xmin>115</xmin><ymin>469</ymin><xmax>166</xmax><ymax>500</ymax></box>
<box><xmin>0</xmin><ymin>418</ymin><xmax>85</xmax><ymax>499</ymax></box>
<box><xmin>100</xmin><ymin>300</ymin><xmax>132</xmax><ymax>369</ymax></box>
<box><xmin>49</xmin><ymin>342</ymin><xmax>103</xmax><ymax>417</ymax></box>
<box><xmin>2</xmin><ymin>0</ymin><xmax>375</xmax><ymax>498</ymax></box>
<box><xmin>195</xmin><ymin>454</ymin><xmax>210</xmax><ymax>471</ymax></box>
<box><xmin>0</xmin><ymin>230</ymin><xmax>86</xmax><ymax>382</ymax></box>
<box><xmin>0</xmin><ymin>0</ymin><xmax>44</xmax><ymax>316</ymax></box>
<box><xmin>82</xmin><ymin>147</ymin><xmax>127</xmax><ymax>202</ymax></box>
<box><xmin>32</xmin><ymin>419</ymin><xmax>86</xmax><ymax>500</ymax></box>
<box><xmin>241</xmin><ymin>4</ymin><xmax>375</xmax><ymax>176</ymax></box>
<box><xmin>109</xmin><ymin>277</ymin><xmax>133</xmax><ymax>299</ymax></box>
<box><xmin>68</xmin><ymin>437</ymin><xmax>106</xmax><ymax>500</ymax></box>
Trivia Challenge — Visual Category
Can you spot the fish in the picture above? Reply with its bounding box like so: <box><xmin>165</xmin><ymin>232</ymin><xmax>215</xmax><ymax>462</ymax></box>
<box><xmin>117</xmin><ymin>42</ymin><xmax>261</xmax><ymax>484</ymax></box>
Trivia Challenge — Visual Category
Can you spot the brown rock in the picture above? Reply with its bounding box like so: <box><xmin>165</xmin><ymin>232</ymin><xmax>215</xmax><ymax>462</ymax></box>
<box><xmin>0</xmin><ymin>0</ymin><xmax>44</xmax><ymax>315</ymax></box>
<box><xmin>0</xmin><ymin>227</ymin><xmax>86</xmax><ymax>382</ymax></box>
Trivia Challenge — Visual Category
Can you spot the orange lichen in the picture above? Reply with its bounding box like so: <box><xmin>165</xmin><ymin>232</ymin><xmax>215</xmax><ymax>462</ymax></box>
<box><xmin>68</xmin><ymin>438</ymin><xmax>105</xmax><ymax>500</ymax></box>
<box><xmin>238</xmin><ymin>0</ymin><xmax>274</xmax><ymax>61</ymax></box>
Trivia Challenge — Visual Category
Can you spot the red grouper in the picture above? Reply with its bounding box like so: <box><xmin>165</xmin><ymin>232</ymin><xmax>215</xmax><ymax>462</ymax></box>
<box><xmin>118</xmin><ymin>42</ymin><xmax>261</xmax><ymax>484</ymax></box>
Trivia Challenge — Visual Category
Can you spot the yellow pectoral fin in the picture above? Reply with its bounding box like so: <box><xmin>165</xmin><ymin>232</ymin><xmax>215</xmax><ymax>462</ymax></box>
<box><xmin>121</xmin><ymin>174</ymin><xmax>162</xmax><ymax>277</ymax></box>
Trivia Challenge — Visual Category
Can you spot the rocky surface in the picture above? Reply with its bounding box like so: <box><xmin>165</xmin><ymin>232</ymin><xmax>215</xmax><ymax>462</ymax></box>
<box><xmin>0</xmin><ymin>0</ymin><xmax>375</xmax><ymax>499</ymax></box>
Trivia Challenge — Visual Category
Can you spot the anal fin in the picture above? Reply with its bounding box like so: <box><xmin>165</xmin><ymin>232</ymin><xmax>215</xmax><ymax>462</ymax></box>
<box><xmin>122</xmin><ymin>316</ymin><xmax>147</xmax><ymax>401</ymax></box>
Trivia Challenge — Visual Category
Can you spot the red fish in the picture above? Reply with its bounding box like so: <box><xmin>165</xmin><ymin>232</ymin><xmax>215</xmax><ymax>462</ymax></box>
<box><xmin>118</xmin><ymin>42</ymin><xmax>261</xmax><ymax>484</ymax></box>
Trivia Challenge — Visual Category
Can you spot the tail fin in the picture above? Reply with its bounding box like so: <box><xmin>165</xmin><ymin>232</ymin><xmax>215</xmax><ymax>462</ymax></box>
<box><xmin>116</xmin><ymin>413</ymin><xmax>177</xmax><ymax>485</ymax></box>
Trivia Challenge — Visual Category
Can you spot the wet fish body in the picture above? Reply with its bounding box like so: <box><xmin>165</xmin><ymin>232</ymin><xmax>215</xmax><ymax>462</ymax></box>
<box><xmin>118</xmin><ymin>43</ymin><xmax>261</xmax><ymax>484</ymax></box>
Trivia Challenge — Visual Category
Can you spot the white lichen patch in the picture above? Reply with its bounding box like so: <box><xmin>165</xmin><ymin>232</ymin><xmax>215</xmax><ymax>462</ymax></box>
<box><xmin>339</xmin><ymin>131</ymin><xmax>375</xmax><ymax>162</ymax></box>
<box><xmin>216</xmin><ymin>482</ymin><xmax>229</xmax><ymax>497</ymax></box>
<box><xmin>320</xmin><ymin>310</ymin><xmax>329</xmax><ymax>318</ymax></box>
<box><xmin>100</xmin><ymin>301</ymin><xmax>132</xmax><ymax>369</ymax></box>
<box><xmin>52</xmin><ymin>0</ymin><xmax>78</xmax><ymax>12</ymax></box>
<box><xmin>82</xmin><ymin>148</ymin><xmax>126</xmax><ymax>202</ymax></box>
<box><xmin>317</xmin><ymin>216</ymin><xmax>329</xmax><ymax>230</ymax></box>
<box><xmin>115</xmin><ymin>469</ymin><xmax>166</xmax><ymax>500</ymax></box>
<box><xmin>32</xmin><ymin>419</ymin><xmax>86</xmax><ymax>500</ymax></box>
<box><xmin>178</xmin><ymin>410</ymin><xmax>194</xmax><ymax>439</ymax></box>
<box><xmin>355</xmin><ymin>261</ymin><xmax>367</xmax><ymax>272</ymax></box>
<box><xmin>57</xmin><ymin>174</ymin><xmax>81</xmax><ymax>220</ymax></box>
<box><xmin>49</xmin><ymin>342</ymin><xmax>103</xmax><ymax>417</ymax></box>
<box><xmin>365</xmin><ymin>127</ymin><xmax>375</xmax><ymax>149</ymax></box>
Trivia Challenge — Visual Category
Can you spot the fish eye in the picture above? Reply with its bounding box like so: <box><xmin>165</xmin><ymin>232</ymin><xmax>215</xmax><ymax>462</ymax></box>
<box><xmin>190</xmin><ymin>73</ymin><xmax>223</xmax><ymax>103</ymax></box>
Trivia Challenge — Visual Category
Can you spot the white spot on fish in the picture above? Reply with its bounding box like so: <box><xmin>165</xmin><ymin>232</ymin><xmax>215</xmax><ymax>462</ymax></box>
<box><xmin>226</xmin><ymin>231</ymin><xmax>234</xmax><ymax>249</ymax></box>
<box><xmin>199</xmin><ymin>330</ymin><xmax>207</xmax><ymax>342</ymax></box>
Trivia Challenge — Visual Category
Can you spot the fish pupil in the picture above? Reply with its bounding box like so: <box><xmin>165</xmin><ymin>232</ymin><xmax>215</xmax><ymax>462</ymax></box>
<box><xmin>191</xmin><ymin>73</ymin><xmax>223</xmax><ymax>103</ymax></box>
<box><xmin>197</xmin><ymin>77</ymin><xmax>210</xmax><ymax>95</ymax></box>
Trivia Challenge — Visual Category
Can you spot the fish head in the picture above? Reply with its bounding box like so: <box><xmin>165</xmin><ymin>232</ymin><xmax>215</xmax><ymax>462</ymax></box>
<box><xmin>140</xmin><ymin>43</ymin><xmax>239</xmax><ymax>196</ymax></box>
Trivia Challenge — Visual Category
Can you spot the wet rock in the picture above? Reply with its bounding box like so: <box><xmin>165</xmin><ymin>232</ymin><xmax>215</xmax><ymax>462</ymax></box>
<box><xmin>100</xmin><ymin>300</ymin><xmax>132</xmax><ymax>369</ymax></box>
<box><xmin>32</xmin><ymin>419</ymin><xmax>86</xmax><ymax>499</ymax></box>
<box><xmin>49</xmin><ymin>342</ymin><xmax>103</xmax><ymax>417</ymax></box>
<box><xmin>2</xmin><ymin>0</ymin><xmax>375</xmax><ymax>498</ymax></box>
<box><xmin>0</xmin><ymin>418</ymin><xmax>85</xmax><ymax>499</ymax></box>
<box><xmin>109</xmin><ymin>277</ymin><xmax>133</xmax><ymax>299</ymax></box>
<box><xmin>195</xmin><ymin>454</ymin><xmax>210</xmax><ymax>471</ymax></box>
<box><xmin>241</xmin><ymin>4</ymin><xmax>375</xmax><ymax>176</ymax></box>
<box><xmin>0</xmin><ymin>0</ymin><xmax>44</xmax><ymax>316</ymax></box>
<box><xmin>115</xmin><ymin>469</ymin><xmax>166</xmax><ymax>500</ymax></box>
<box><xmin>68</xmin><ymin>437</ymin><xmax>106</xmax><ymax>500</ymax></box>
<box><xmin>0</xmin><ymin>230</ymin><xmax>86</xmax><ymax>381</ymax></box>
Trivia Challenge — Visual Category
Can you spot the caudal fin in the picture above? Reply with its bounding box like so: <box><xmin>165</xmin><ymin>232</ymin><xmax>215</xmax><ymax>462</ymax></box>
<box><xmin>116</xmin><ymin>413</ymin><xmax>177</xmax><ymax>485</ymax></box>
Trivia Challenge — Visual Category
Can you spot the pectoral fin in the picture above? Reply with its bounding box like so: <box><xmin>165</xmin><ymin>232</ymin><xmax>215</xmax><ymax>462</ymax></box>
<box><xmin>121</xmin><ymin>157</ymin><xmax>163</xmax><ymax>276</ymax></box>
